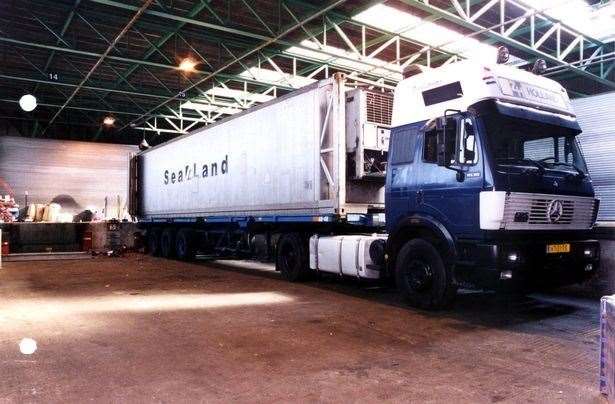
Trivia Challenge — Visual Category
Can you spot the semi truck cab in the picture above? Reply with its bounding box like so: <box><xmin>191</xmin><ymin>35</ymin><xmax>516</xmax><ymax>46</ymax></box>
<box><xmin>382</xmin><ymin>60</ymin><xmax>600</xmax><ymax>307</ymax></box>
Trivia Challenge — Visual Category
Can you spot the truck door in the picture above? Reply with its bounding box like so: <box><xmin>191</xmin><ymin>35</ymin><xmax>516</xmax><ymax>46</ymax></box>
<box><xmin>385</xmin><ymin>123</ymin><xmax>420</xmax><ymax>230</ymax></box>
<box><xmin>417</xmin><ymin>115</ymin><xmax>483</xmax><ymax>237</ymax></box>
<box><xmin>128</xmin><ymin>153</ymin><xmax>142</xmax><ymax>217</ymax></box>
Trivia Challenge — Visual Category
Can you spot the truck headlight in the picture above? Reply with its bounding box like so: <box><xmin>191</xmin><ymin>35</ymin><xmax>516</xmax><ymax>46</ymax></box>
<box><xmin>500</xmin><ymin>270</ymin><xmax>513</xmax><ymax>280</ymax></box>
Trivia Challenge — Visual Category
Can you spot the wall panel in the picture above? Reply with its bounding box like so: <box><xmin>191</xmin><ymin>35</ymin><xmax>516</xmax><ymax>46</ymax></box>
<box><xmin>573</xmin><ymin>93</ymin><xmax>615</xmax><ymax>222</ymax></box>
<box><xmin>0</xmin><ymin>136</ymin><xmax>137</xmax><ymax>217</ymax></box>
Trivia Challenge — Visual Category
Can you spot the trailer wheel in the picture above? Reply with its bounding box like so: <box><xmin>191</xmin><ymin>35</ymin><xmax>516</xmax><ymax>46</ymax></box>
<box><xmin>175</xmin><ymin>228</ymin><xmax>195</xmax><ymax>261</ymax></box>
<box><xmin>395</xmin><ymin>239</ymin><xmax>457</xmax><ymax>310</ymax></box>
<box><xmin>147</xmin><ymin>229</ymin><xmax>161</xmax><ymax>256</ymax></box>
<box><xmin>276</xmin><ymin>233</ymin><xmax>309</xmax><ymax>282</ymax></box>
<box><xmin>160</xmin><ymin>228</ymin><xmax>176</xmax><ymax>259</ymax></box>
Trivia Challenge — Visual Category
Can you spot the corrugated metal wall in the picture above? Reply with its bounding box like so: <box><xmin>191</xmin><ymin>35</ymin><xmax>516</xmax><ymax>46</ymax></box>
<box><xmin>0</xmin><ymin>136</ymin><xmax>137</xmax><ymax>217</ymax></box>
<box><xmin>573</xmin><ymin>92</ymin><xmax>615</xmax><ymax>222</ymax></box>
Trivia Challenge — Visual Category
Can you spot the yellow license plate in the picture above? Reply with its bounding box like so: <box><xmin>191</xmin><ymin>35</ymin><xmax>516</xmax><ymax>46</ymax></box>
<box><xmin>547</xmin><ymin>243</ymin><xmax>571</xmax><ymax>254</ymax></box>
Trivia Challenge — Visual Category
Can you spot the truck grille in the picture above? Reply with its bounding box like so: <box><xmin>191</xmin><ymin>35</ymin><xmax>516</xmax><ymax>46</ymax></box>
<box><xmin>365</xmin><ymin>91</ymin><xmax>393</xmax><ymax>126</ymax></box>
<box><xmin>502</xmin><ymin>192</ymin><xmax>596</xmax><ymax>230</ymax></box>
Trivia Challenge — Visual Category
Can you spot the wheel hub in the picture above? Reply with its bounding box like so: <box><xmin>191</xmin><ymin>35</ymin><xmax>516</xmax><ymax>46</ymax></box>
<box><xmin>282</xmin><ymin>247</ymin><xmax>296</xmax><ymax>270</ymax></box>
<box><xmin>406</xmin><ymin>259</ymin><xmax>433</xmax><ymax>291</ymax></box>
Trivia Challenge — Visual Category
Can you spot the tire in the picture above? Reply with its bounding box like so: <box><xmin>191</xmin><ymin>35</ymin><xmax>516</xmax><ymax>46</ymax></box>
<box><xmin>160</xmin><ymin>227</ymin><xmax>176</xmax><ymax>259</ymax></box>
<box><xmin>147</xmin><ymin>228</ymin><xmax>161</xmax><ymax>256</ymax></box>
<box><xmin>175</xmin><ymin>228</ymin><xmax>196</xmax><ymax>261</ymax></box>
<box><xmin>276</xmin><ymin>233</ymin><xmax>309</xmax><ymax>282</ymax></box>
<box><xmin>395</xmin><ymin>239</ymin><xmax>457</xmax><ymax>310</ymax></box>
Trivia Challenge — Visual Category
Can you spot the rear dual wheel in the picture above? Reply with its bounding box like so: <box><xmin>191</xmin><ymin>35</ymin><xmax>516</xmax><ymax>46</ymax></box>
<box><xmin>160</xmin><ymin>228</ymin><xmax>176</xmax><ymax>258</ymax></box>
<box><xmin>276</xmin><ymin>233</ymin><xmax>310</xmax><ymax>282</ymax></box>
<box><xmin>147</xmin><ymin>227</ymin><xmax>195</xmax><ymax>261</ymax></box>
<box><xmin>175</xmin><ymin>228</ymin><xmax>196</xmax><ymax>261</ymax></box>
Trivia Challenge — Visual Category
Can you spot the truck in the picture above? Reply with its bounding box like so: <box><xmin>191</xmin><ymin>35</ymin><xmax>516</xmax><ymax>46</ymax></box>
<box><xmin>129</xmin><ymin>56</ymin><xmax>600</xmax><ymax>309</ymax></box>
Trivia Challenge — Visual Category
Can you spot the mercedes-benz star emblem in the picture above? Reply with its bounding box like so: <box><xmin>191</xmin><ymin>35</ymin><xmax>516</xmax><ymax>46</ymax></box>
<box><xmin>547</xmin><ymin>199</ymin><xmax>564</xmax><ymax>223</ymax></box>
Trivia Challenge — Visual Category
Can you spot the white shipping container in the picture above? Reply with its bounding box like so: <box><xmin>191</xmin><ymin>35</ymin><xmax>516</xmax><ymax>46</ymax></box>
<box><xmin>132</xmin><ymin>75</ymin><xmax>387</xmax><ymax>221</ymax></box>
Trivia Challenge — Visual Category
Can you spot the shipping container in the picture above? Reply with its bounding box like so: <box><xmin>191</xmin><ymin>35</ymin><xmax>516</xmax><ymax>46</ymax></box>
<box><xmin>130</xmin><ymin>74</ymin><xmax>390</xmax><ymax>225</ymax></box>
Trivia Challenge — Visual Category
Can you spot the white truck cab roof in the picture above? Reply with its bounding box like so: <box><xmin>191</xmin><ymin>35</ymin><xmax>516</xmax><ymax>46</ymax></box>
<box><xmin>392</xmin><ymin>60</ymin><xmax>575</xmax><ymax>127</ymax></box>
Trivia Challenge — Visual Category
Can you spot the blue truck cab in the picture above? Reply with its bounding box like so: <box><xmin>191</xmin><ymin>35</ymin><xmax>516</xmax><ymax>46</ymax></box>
<box><xmin>384</xmin><ymin>60</ymin><xmax>600</xmax><ymax>308</ymax></box>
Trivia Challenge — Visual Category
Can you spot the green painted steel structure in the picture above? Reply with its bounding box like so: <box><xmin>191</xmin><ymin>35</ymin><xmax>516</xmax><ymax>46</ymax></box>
<box><xmin>0</xmin><ymin>0</ymin><xmax>612</xmax><ymax>142</ymax></box>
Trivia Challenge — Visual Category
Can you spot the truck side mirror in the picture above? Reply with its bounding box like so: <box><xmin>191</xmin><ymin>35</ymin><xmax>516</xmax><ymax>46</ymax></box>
<box><xmin>435</xmin><ymin>116</ymin><xmax>446</xmax><ymax>130</ymax></box>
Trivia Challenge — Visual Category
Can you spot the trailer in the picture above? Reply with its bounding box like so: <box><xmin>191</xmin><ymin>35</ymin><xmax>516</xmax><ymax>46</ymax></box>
<box><xmin>129</xmin><ymin>74</ymin><xmax>392</xmax><ymax>281</ymax></box>
<box><xmin>130</xmin><ymin>74</ymin><xmax>389</xmax><ymax>223</ymax></box>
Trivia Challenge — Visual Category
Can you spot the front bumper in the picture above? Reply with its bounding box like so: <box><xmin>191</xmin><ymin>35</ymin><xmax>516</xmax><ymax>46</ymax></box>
<box><xmin>456</xmin><ymin>239</ymin><xmax>600</xmax><ymax>291</ymax></box>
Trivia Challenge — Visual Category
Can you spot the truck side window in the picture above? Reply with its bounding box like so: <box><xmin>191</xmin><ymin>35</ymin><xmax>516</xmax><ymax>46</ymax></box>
<box><xmin>423</xmin><ymin>131</ymin><xmax>438</xmax><ymax>163</ymax></box>
<box><xmin>422</xmin><ymin>82</ymin><xmax>463</xmax><ymax>106</ymax></box>
<box><xmin>423</xmin><ymin>121</ymin><xmax>456</xmax><ymax>164</ymax></box>
<box><xmin>389</xmin><ymin>127</ymin><xmax>417</xmax><ymax>165</ymax></box>
<box><xmin>458</xmin><ymin>118</ymin><xmax>478</xmax><ymax>165</ymax></box>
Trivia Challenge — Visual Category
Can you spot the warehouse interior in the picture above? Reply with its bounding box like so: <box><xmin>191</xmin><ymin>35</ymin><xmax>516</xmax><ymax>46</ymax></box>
<box><xmin>1</xmin><ymin>0</ymin><xmax>615</xmax><ymax>401</ymax></box>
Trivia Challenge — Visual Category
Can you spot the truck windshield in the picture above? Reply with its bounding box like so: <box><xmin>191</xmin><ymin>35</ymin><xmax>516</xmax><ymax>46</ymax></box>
<box><xmin>482</xmin><ymin>115</ymin><xmax>588</xmax><ymax>177</ymax></box>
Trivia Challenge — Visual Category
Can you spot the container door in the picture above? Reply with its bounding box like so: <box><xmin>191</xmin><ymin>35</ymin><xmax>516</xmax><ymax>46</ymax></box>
<box><xmin>128</xmin><ymin>154</ymin><xmax>141</xmax><ymax>217</ymax></box>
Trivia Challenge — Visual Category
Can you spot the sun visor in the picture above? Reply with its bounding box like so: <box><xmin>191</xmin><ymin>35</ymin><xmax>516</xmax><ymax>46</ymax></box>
<box><xmin>494</xmin><ymin>100</ymin><xmax>581</xmax><ymax>133</ymax></box>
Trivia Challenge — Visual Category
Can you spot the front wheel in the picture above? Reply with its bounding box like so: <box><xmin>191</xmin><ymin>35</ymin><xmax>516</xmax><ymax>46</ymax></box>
<box><xmin>395</xmin><ymin>239</ymin><xmax>457</xmax><ymax>310</ymax></box>
<box><xmin>276</xmin><ymin>233</ymin><xmax>310</xmax><ymax>282</ymax></box>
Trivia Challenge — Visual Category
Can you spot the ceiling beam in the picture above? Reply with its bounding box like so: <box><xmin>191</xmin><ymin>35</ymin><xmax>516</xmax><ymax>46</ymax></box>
<box><xmin>88</xmin><ymin>0</ymin><xmax>404</xmax><ymax>77</ymax></box>
<box><xmin>97</xmin><ymin>0</ymin><xmax>213</xmax><ymax>101</ymax></box>
<box><xmin>44</xmin><ymin>0</ymin><xmax>156</xmax><ymax>132</ymax></box>
<box><xmin>0</xmin><ymin>36</ymin><xmax>296</xmax><ymax>91</ymax></box>
<box><xmin>34</xmin><ymin>0</ymin><xmax>83</xmax><ymax>96</ymax></box>
<box><xmin>399</xmin><ymin>0</ymin><xmax>615</xmax><ymax>90</ymax></box>
<box><xmin>117</xmin><ymin>0</ymin><xmax>350</xmax><ymax>132</ymax></box>
<box><xmin>0</xmin><ymin>98</ymin><xmax>210</xmax><ymax>123</ymax></box>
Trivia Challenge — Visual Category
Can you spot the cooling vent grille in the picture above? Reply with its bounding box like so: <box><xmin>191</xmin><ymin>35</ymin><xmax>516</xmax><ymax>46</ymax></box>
<box><xmin>502</xmin><ymin>192</ymin><xmax>596</xmax><ymax>230</ymax></box>
<box><xmin>365</xmin><ymin>91</ymin><xmax>393</xmax><ymax>126</ymax></box>
<box><xmin>528</xmin><ymin>198</ymin><xmax>574</xmax><ymax>225</ymax></box>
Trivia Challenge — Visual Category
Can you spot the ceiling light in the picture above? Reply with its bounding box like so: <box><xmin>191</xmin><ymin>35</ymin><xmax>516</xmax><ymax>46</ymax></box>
<box><xmin>178</xmin><ymin>58</ymin><xmax>197</xmax><ymax>72</ymax></box>
<box><xmin>19</xmin><ymin>94</ymin><xmax>37</xmax><ymax>112</ymax></box>
<box><xmin>496</xmin><ymin>46</ymin><xmax>510</xmax><ymax>64</ymax></box>
<box><xmin>103</xmin><ymin>116</ymin><xmax>116</xmax><ymax>126</ymax></box>
<box><xmin>532</xmin><ymin>59</ymin><xmax>547</xmax><ymax>75</ymax></box>
<box><xmin>139</xmin><ymin>138</ymin><xmax>150</xmax><ymax>151</ymax></box>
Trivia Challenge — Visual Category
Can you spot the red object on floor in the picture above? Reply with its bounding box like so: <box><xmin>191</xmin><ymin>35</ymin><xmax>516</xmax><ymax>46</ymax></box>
<box><xmin>82</xmin><ymin>231</ymin><xmax>93</xmax><ymax>251</ymax></box>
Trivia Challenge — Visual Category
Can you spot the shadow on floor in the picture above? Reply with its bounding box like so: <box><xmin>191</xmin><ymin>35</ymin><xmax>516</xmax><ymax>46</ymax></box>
<box><xmin>203</xmin><ymin>258</ymin><xmax>593</xmax><ymax>332</ymax></box>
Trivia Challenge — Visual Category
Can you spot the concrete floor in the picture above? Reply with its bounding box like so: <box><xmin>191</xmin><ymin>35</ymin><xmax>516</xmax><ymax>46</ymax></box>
<box><xmin>0</xmin><ymin>254</ymin><xmax>605</xmax><ymax>403</ymax></box>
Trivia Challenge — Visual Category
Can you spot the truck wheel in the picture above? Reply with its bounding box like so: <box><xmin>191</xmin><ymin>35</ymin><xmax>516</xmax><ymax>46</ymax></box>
<box><xmin>395</xmin><ymin>239</ymin><xmax>457</xmax><ymax>310</ymax></box>
<box><xmin>147</xmin><ymin>229</ymin><xmax>161</xmax><ymax>256</ymax></box>
<box><xmin>160</xmin><ymin>228</ymin><xmax>176</xmax><ymax>259</ymax></box>
<box><xmin>276</xmin><ymin>233</ymin><xmax>309</xmax><ymax>282</ymax></box>
<box><xmin>175</xmin><ymin>228</ymin><xmax>195</xmax><ymax>261</ymax></box>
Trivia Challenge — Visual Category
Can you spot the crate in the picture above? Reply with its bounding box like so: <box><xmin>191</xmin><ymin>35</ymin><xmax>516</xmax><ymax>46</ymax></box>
<box><xmin>600</xmin><ymin>295</ymin><xmax>615</xmax><ymax>397</ymax></box>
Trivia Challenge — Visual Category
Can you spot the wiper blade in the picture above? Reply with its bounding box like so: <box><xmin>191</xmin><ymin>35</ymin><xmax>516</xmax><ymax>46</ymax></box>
<box><xmin>552</xmin><ymin>161</ymin><xmax>586</xmax><ymax>178</ymax></box>
<box><xmin>496</xmin><ymin>158</ymin><xmax>545</xmax><ymax>175</ymax></box>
